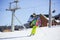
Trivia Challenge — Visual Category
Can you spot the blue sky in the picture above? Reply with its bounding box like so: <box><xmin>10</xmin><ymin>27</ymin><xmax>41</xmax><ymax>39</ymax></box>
<box><xmin>0</xmin><ymin>0</ymin><xmax>60</xmax><ymax>26</ymax></box>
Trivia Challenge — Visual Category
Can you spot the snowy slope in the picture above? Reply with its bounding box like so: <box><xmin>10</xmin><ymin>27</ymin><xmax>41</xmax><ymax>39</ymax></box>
<box><xmin>0</xmin><ymin>25</ymin><xmax>60</xmax><ymax>40</ymax></box>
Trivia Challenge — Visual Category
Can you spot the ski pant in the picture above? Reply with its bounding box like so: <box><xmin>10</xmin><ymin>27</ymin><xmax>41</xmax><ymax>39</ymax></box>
<box><xmin>31</xmin><ymin>26</ymin><xmax>37</xmax><ymax>35</ymax></box>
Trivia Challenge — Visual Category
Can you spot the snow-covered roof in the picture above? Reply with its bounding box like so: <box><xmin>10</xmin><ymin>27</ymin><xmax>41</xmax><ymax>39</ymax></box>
<box><xmin>41</xmin><ymin>14</ymin><xmax>54</xmax><ymax>20</ymax></box>
<box><xmin>55</xmin><ymin>20</ymin><xmax>60</xmax><ymax>23</ymax></box>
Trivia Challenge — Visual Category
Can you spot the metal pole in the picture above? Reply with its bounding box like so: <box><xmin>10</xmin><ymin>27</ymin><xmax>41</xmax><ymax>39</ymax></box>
<box><xmin>11</xmin><ymin>11</ymin><xmax>15</xmax><ymax>32</ymax></box>
<box><xmin>6</xmin><ymin>0</ymin><xmax>26</xmax><ymax>31</ymax></box>
<box><xmin>14</xmin><ymin>15</ymin><xmax>26</xmax><ymax>29</ymax></box>
<box><xmin>49</xmin><ymin>0</ymin><xmax>52</xmax><ymax>27</ymax></box>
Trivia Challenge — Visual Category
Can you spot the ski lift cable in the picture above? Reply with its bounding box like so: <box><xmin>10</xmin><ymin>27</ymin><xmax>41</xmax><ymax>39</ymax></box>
<box><xmin>14</xmin><ymin>14</ymin><xmax>26</xmax><ymax>29</ymax></box>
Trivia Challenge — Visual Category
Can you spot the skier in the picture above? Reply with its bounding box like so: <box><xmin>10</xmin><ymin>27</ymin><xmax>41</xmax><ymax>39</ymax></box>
<box><xmin>30</xmin><ymin>13</ymin><xmax>38</xmax><ymax>36</ymax></box>
<box><xmin>29</xmin><ymin>15</ymin><xmax>41</xmax><ymax>36</ymax></box>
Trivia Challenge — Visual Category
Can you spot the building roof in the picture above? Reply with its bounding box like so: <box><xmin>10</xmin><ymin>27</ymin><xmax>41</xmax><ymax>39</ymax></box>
<box><xmin>55</xmin><ymin>20</ymin><xmax>60</xmax><ymax>23</ymax></box>
<box><xmin>40</xmin><ymin>14</ymin><xmax>54</xmax><ymax>20</ymax></box>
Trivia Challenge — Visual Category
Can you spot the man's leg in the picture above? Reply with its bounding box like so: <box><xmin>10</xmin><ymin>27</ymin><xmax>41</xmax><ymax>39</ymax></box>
<box><xmin>30</xmin><ymin>26</ymin><xmax>37</xmax><ymax>36</ymax></box>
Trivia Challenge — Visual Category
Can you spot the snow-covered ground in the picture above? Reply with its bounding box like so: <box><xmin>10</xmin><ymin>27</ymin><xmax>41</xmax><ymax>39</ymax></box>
<box><xmin>0</xmin><ymin>25</ymin><xmax>60</xmax><ymax>40</ymax></box>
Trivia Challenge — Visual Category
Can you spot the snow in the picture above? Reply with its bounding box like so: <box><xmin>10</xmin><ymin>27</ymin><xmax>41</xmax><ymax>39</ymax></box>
<box><xmin>55</xmin><ymin>20</ymin><xmax>60</xmax><ymax>23</ymax></box>
<box><xmin>0</xmin><ymin>25</ymin><xmax>60</xmax><ymax>40</ymax></box>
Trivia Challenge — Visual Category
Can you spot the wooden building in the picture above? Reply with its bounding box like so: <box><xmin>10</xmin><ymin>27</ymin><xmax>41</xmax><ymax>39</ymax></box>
<box><xmin>40</xmin><ymin>14</ymin><xmax>48</xmax><ymax>27</ymax></box>
<box><xmin>40</xmin><ymin>14</ymin><xmax>59</xmax><ymax>27</ymax></box>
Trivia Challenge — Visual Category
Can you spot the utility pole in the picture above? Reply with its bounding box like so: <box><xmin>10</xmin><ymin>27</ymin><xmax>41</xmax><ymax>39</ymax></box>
<box><xmin>49</xmin><ymin>0</ymin><xmax>52</xmax><ymax>27</ymax></box>
<box><xmin>6</xmin><ymin>0</ymin><xmax>20</xmax><ymax>32</ymax></box>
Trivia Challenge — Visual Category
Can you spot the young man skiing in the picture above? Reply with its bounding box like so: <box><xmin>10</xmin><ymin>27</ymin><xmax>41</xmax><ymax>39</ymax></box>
<box><xmin>30</xmin><ymin>14</ymin><xmax>41</xmax><ymax>36</ymax></box>
<box><xmin>29</xmin><ymin>13</ymin><xmax>38</xmax><ymax>36</ymax></box>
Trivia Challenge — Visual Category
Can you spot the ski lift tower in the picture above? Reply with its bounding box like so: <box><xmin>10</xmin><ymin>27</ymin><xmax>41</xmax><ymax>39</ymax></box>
<box><xmin>49</xmin><ymin>0</ymin><xmax>52</xmax><ymax>27</ymax></box>
<box><xmin>6</xmin><ymin>0</ymin><xmax>20</xmax><ymax>32</ymax></box>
